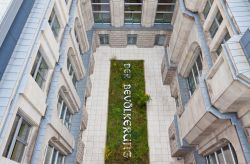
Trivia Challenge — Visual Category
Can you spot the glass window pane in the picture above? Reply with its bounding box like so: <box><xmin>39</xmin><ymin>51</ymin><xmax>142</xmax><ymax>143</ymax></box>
<box><xmin>99</xmin><ymin>34</ymin><xmax>109</xmax><ymax>45</ymax></box>
<box><xmin>31</xmin><ymin>52</ymin><xmax>41</xmax><ymax>77</ymax></box>
<box><xmin>127</xmin><ymin>34</ymin><xmax>137</xmax><ymax>45</ymax></box>
<box><xmin>223</xmin><ymin>146</ymin><xmax>234</xmax><ymax>163</ymax></box>
<box><xmin>217</xmin><ymin>150</ymin><xmax>225</xmax><ymax>164</ymax></box>
<box><xmin>154</xmin><ymin>35</ymin><xmax>166</xmax><ymax>46</ymax></box>
<box><xmin>187</xmin><ymin>72</ymin><xmax>196</xmax><ymax>95</ymax></box>
<box><xmin>209</xmin><ymin>154</ymin><xmax>217</xmax><ymax>164</ymax></box>
<box><xmin>93</xmin><ymin>13</ymin><xmax>102</xmax><ymax>23</ymax></box>
<box><xmin>35</xmin><ymin>73</ymin><xmax>44</xmax><ymax>88</ymax></box>
<box><xmin>157</xmin><ymin>5</ymin><xmax>175</xmax><ymax>11</ymax></box>
<box><xmin>124</xmin><ymin>13</ymin><xmax>132</xmax><ymax>23</ymax></box>
<box><xmin>92</xmin><ymin>4</ymin><xmax>110</xmax><ymax>11</ymax></box>
<box><xmin>44</xmin><ymin>145</ymin><xmax>53</xmax><ymax>164</ymax></box>
<box><xmin>102</xmin><ymin>13</ymin><xmax>111</xmax><ymax>23</ymax></box>
<box><xmin>51</xmin><ymin>150</ymin><xmax>58</xmax><ymax>164</ymax></box>
<box><xmin>209</xmin><ymin>19</ymin><xmax>218</xmax><ymax>38</ymax></box>
<box><xmin>155</xmin><ymin>13</ymin><xmax>172</xmax><ymax>23</ymax></box>
<box><xmin>17</xmin><ymin>120</ymin><xmax>30</xmax><ymax>141</ymax></box>
<box><xmin>51</xmin><ymin>15</ymin><xmax>61</xmax><ymax>37</ymax></box>
<box><xmin>60</xmin><ymin>103</ymin><xmax>66</xmax><ymax>119</ymax></box>
<box><xmin>158</xmin><ymin>0</ymin><xmax>176</xmax><ymax>3</ymax></box>
<box><xmin>133</xmin><ymin>13</ymin><xmax>141</xmax><ymax>23</ymax></box>
<box><xmin>92</xmin><ymin>0</ymin><xmax>109</xmax><ymax>3</ymax></box>
<box><xmin>3</xmin><ymin>115</ymin><xmax>20</xmax><ymax>157</ymax></box>
<box><xmin>203</xmin><ymin>1</ymin><xmax>211</xmax><ymax>18</ymax></box>
<box><xmin>216</xmin><ymin>11</ymin><xmax>223</xmax><ymax>25</ymax></box>
<box><xmin>57</xmin><ymin>153</ymin><xmax>64</xmax><ymax>164</ymax></box>
<box><xmin>125</xmin><ymin>0</ymin><xmax>142</xmax><ymax>3</ymax></box>
<box><xmin>39</xmin><ymin>59</ymin><xmax>48</xmax><ymax>78</ymax></box>
<box><xmin>125</xmin><ymin>4</ymin><xmax>142</xmax><ymax>11</ymax></box>
<box><xmin>10</xmin><ymin>140</ymin><xmax>25</xmax><ymax>162</ymax></box>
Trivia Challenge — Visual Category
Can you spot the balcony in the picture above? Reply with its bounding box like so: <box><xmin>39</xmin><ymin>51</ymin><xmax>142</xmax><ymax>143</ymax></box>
<box><xmin>206</xmin><ymin>35</ymin><xmax>250</xmax><ymax>113</ymax></box>
<box><xmin>178</xmin><ymin>85</ymin><xmax>219</xmax><ymax>145</ymax></box>
<box><xmin>81</xmin><ymin>108</ymin><xmax>88</xmax><ymax>131</ymax></box>
<box><xmin>161</xmin><ymin>48</ymin><xmax>177</xmax><ymax>85</ymax></box>
<box><xmin>169</xmin><ymin>115</ymin><xmax>192</xmax><ymax>157</ymax></box>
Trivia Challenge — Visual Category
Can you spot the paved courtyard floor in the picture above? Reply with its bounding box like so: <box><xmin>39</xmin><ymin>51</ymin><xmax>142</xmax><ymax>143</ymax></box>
<box><xmin>82</xmin><ymin>46</ymin><xmax>177</xmax><ymax>164</ymax></box>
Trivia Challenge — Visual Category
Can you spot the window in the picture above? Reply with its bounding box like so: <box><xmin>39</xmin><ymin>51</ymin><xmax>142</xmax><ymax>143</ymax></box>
<box><xmin>48</xmin><ymin>8</ymin><xmax>61</xmax><ymax>38</ymax></box>
<box><xmin>44</xmin><ymin>145</ymin><xmax>65</xmax><ymax>164</ymax></box>
<box><xmin>31</xmin><ymin>51</ymin><xmax>49</xmax><ymax>89</ymax></box>
<box><xmin>67</xmin><ymin>57</ymin><xmax>77</xmax><ymax>88</ymax></box>
<box><xmin>3</xmin><ymin>115</ymin><xmax>31</xmax><ymax>163</ymax></box>
<box><xmin>209</xmin><ymin>10</ymin><xmax>223</xmax><ymax>38</ymax></box>
<box><xmin>127</xmin><ymin>34</ymin><xmax>137</xmax><ymax>45</ymax></box>
<box><xmin>203</xmin><ymin>0</ymin><xmax>214</xmax><ymax>19</ymax></box>
<box><xmin>57</xmin><ymin>96</ymin><xmax>73</xmax><ymax>129</ymax></box>
<box><xmin>99</xmin><ymin>34</ymin><xmax>109</xmax><ymax>45</ymax></box>
<box><xmin>155</xmin><ymin>34</ymin><xmax>166</xmax><ymax>46</ymax></box>
<box><xmin>155</xmin><ymin>0</ymin><xmax>175</xmax><ymax>24</ymax></box>
<box><xmin>216</xmin><ymin>30</ymin><xmax>231</xmax><ymax>55</ymax></box>
<box><xmin>92</xmin><ymin>0</ymin><xmax>111</xmax><ymax>23</ymax></box>
<box><xmin>124</xmin><ymin>0</ymin><xmax>142</xmax><ymax>24</ymax></box>
<box><xmin>205</xmin><ymin>143</ymin><xmax>237</xmax><ymax>164</ymax></box>
<box><xmin>186</xmin><ymin>49</ymin><xmax>203</xmax><ymax>96</ymax></box>
<box><xmin>74</xmin><ymin>29</ymin><xmax>82</xmax><ymax>53</ymax></box>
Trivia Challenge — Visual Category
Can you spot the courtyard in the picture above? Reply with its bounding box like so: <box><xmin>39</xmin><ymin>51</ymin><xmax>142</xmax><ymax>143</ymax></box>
<box><xmin>82</xmin><ymin>46</ymin><xmax>176</xmax><ymax>163</ymax></box>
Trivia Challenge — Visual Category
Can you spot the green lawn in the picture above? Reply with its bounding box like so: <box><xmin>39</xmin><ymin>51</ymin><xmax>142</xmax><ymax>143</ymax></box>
<box><xmin>105</xmin><ymin>60</ymin><xmax>149</xmax><ymax>164</ymax></box>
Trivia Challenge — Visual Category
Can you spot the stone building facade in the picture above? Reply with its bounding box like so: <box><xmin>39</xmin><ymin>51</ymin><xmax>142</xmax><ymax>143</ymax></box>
<box><xmin>0</xmin><ymin>0</ymin><xmax>249</xmax><ymax>164</ymax></box>
<box><xmin>162</xmin><ymin>0</ymin><xmax>250</xmax><ymax>163</ymax></box>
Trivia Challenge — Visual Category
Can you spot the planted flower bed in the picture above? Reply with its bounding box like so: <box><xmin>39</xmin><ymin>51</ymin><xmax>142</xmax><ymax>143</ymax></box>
<box><xmin>105</xmin><ymin>60</ymin><xmax>149</xmax><ymax>164</ymax></box>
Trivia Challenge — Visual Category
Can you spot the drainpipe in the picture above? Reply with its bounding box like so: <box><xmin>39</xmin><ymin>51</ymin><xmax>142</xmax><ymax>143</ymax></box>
<box><xmin>178</xmin><ymin>0</ymin><xmax>250</xmax><ymax>162</ymax></box>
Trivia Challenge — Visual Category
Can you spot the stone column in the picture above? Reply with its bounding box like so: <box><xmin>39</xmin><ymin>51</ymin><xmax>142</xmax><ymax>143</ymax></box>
<box><xmin>110</xmin><ymin>0</ymin><xmax>124</xmax><ymax>27</ymax></box>
<box><xmin>141</xmin><ymin>0</ymin><xmax>158</xmax><ymax>27</ymax></box>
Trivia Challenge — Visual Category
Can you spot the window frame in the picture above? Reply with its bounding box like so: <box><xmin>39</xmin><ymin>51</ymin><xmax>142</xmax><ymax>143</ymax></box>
<box><xmin>209</xmin><ymin>9</ymin><xmax>223</xmax><ymax>38</ymax></box>
<box><xmin>92</xmin><ymin>1</ymin><xmax>111</xmax><ymax>24</ymax></box>
<box><xmin>3</xmin><ymin>114</ymin><xmax>31</xmax><ymax>163</ymax></box>
<box><xmin>203</xmin><ymin>0</ymin><xmax>214</xmax><ymax>19</ymax></box>
<box><xmin>124</xmin><ymin>1</ymin><xmax>143</xmax><ymax>24</ymax></box>
<box><xmin>48</xmin><ymin>8</ymin><xmax>61</xmax><ymax>39</ymax></box>
<box><xmin>44</xmin><ymin>144</ymin><xmax>65</xmax><ymax>164</ymax></box>
<box><xmin>216</xmin><ymin>30</ymin><xmax>231</xmax><ymax>55</ymax></box>
<box><xmin>31</xmin><ymin>51</ymin><xmax>49</xmax><ymax>89</ymax></box>
<box><xmin>205</xmin><ymin>143</ymin><xmax>237</xmax><ymax>164</ymax></box>
<box><xmin>127</xmin><ymin>34</ymin><xmax>137</xmax><ymax>45</ymax></box>
<box><xmin>186</xmin><ymin>50</ymin><xmax>203</xmax><ymax>96</ymax></box>
<box><xmin>99</xmin><ymin>34</ymin><xmax>109</xmax><ymax>45</ymax></box>
<box><xmin>154</xmin><ymin>0</ymin><xmax>175</xmax><ymax>24</ymax></box>
<box><xmin>57</xmin><ymin>95</ymin><xmax>73</xmax><ymax>130</ymax></box>
<box><xmin>67</xmin><ymin>57</ymin><xmax>78</xmax><ymax>88</ymax></box>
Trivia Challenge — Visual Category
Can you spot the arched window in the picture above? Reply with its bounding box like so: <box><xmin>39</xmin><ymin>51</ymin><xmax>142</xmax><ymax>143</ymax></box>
<box><xmin>44</xmin><ymin>144</ymin><xmax>65</xmax><ymax>164</ymax></box>
<box><xmin>67</xmin><ymin>49</ymin><xmax>78</xmax><ymax>88</ymax></box>
<box><xmin>186</xmin><ymin>47</ymin><xmax>203</xmax><ymax>96</ymax></box>
<box><xmin>205</xmin><ymin>143</ymin><xmax>237</xmax><ymax>164</ymax></box>
<box><xmin>57</xmin><ymin>93</ymin><xmax>73</xmax><ymax>130</ymax></box>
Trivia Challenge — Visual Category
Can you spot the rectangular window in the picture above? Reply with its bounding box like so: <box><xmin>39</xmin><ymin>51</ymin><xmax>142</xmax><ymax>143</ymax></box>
<box><xmin>124</xmin><ymin>1</ymin><xmax>142</xmax><ymax>24</ymax></box>
<box><xmin>209</xmin><ymin>9</ymin><xmax>223</xmax><ymax>38</ymax></box>
<box><xmin>92</xmin><ymin>0</ymin><xmax>111</xmax><ymax>23</ymax></box>
<box><xmin>57</xmin><ymin>96</ymin><xmax>73</xmax><ymax>130</ymax></box>
<box><xmin>203</xmin><ymin>0</ymin><xmax>214</xmax><ymax>19</ymax></box>
<box><xmin>127</xmin><ymin>34</ymin><xmax>137</xmax><ymax>45</ymax></box>
<box><xmin>154</xmin><ymin>34</ymin><xmax>166</xmax><ymax>46</ymax></box>
<box><xmin>31</xmin><ymin>51</ymin><xmax>49</xmax><ymax>89</ymax></box>
<box><xmin>67</xmin><ymin>58</ymin><xmax>78</xmax><ymax>88</ymax></box>
<box><xmin>186</xmin><ymin>51</ymin><xmax>203</xmax><ymax>96</ymax></box>
<box><xmin>154</xmin><ymin>0</ymin><xmax>175</xmax><ymax>24</ymax></box>
<box><xmin>3</xmin><ymin>115</ymin><xmax>31</xmax><ymax>163</ymax></box>
<box><xmin>48</xmin><ymin>9</ymin><xmax>61</xmax><ymax>38</ymax></box>
<box><xmin>99</xmin><ymin>34</ymin><xmax>109</xmax><ymax>45</ymax></box>
<box><xmin>216</xmin><ymin>30</ymin><xmax>231</xmax><ymax>55</ymax></box>
<box><xmin>44</xmin><ymin>145</ymin><xmax>65</xmax><ymax>164</ymax></box>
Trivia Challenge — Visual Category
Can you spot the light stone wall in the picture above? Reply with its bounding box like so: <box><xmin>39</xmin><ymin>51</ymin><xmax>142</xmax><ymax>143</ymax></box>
<box><xmin>96</xmin><ymin>30</ymin><xmax>171</xmax><ymax>48</ymax></box>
